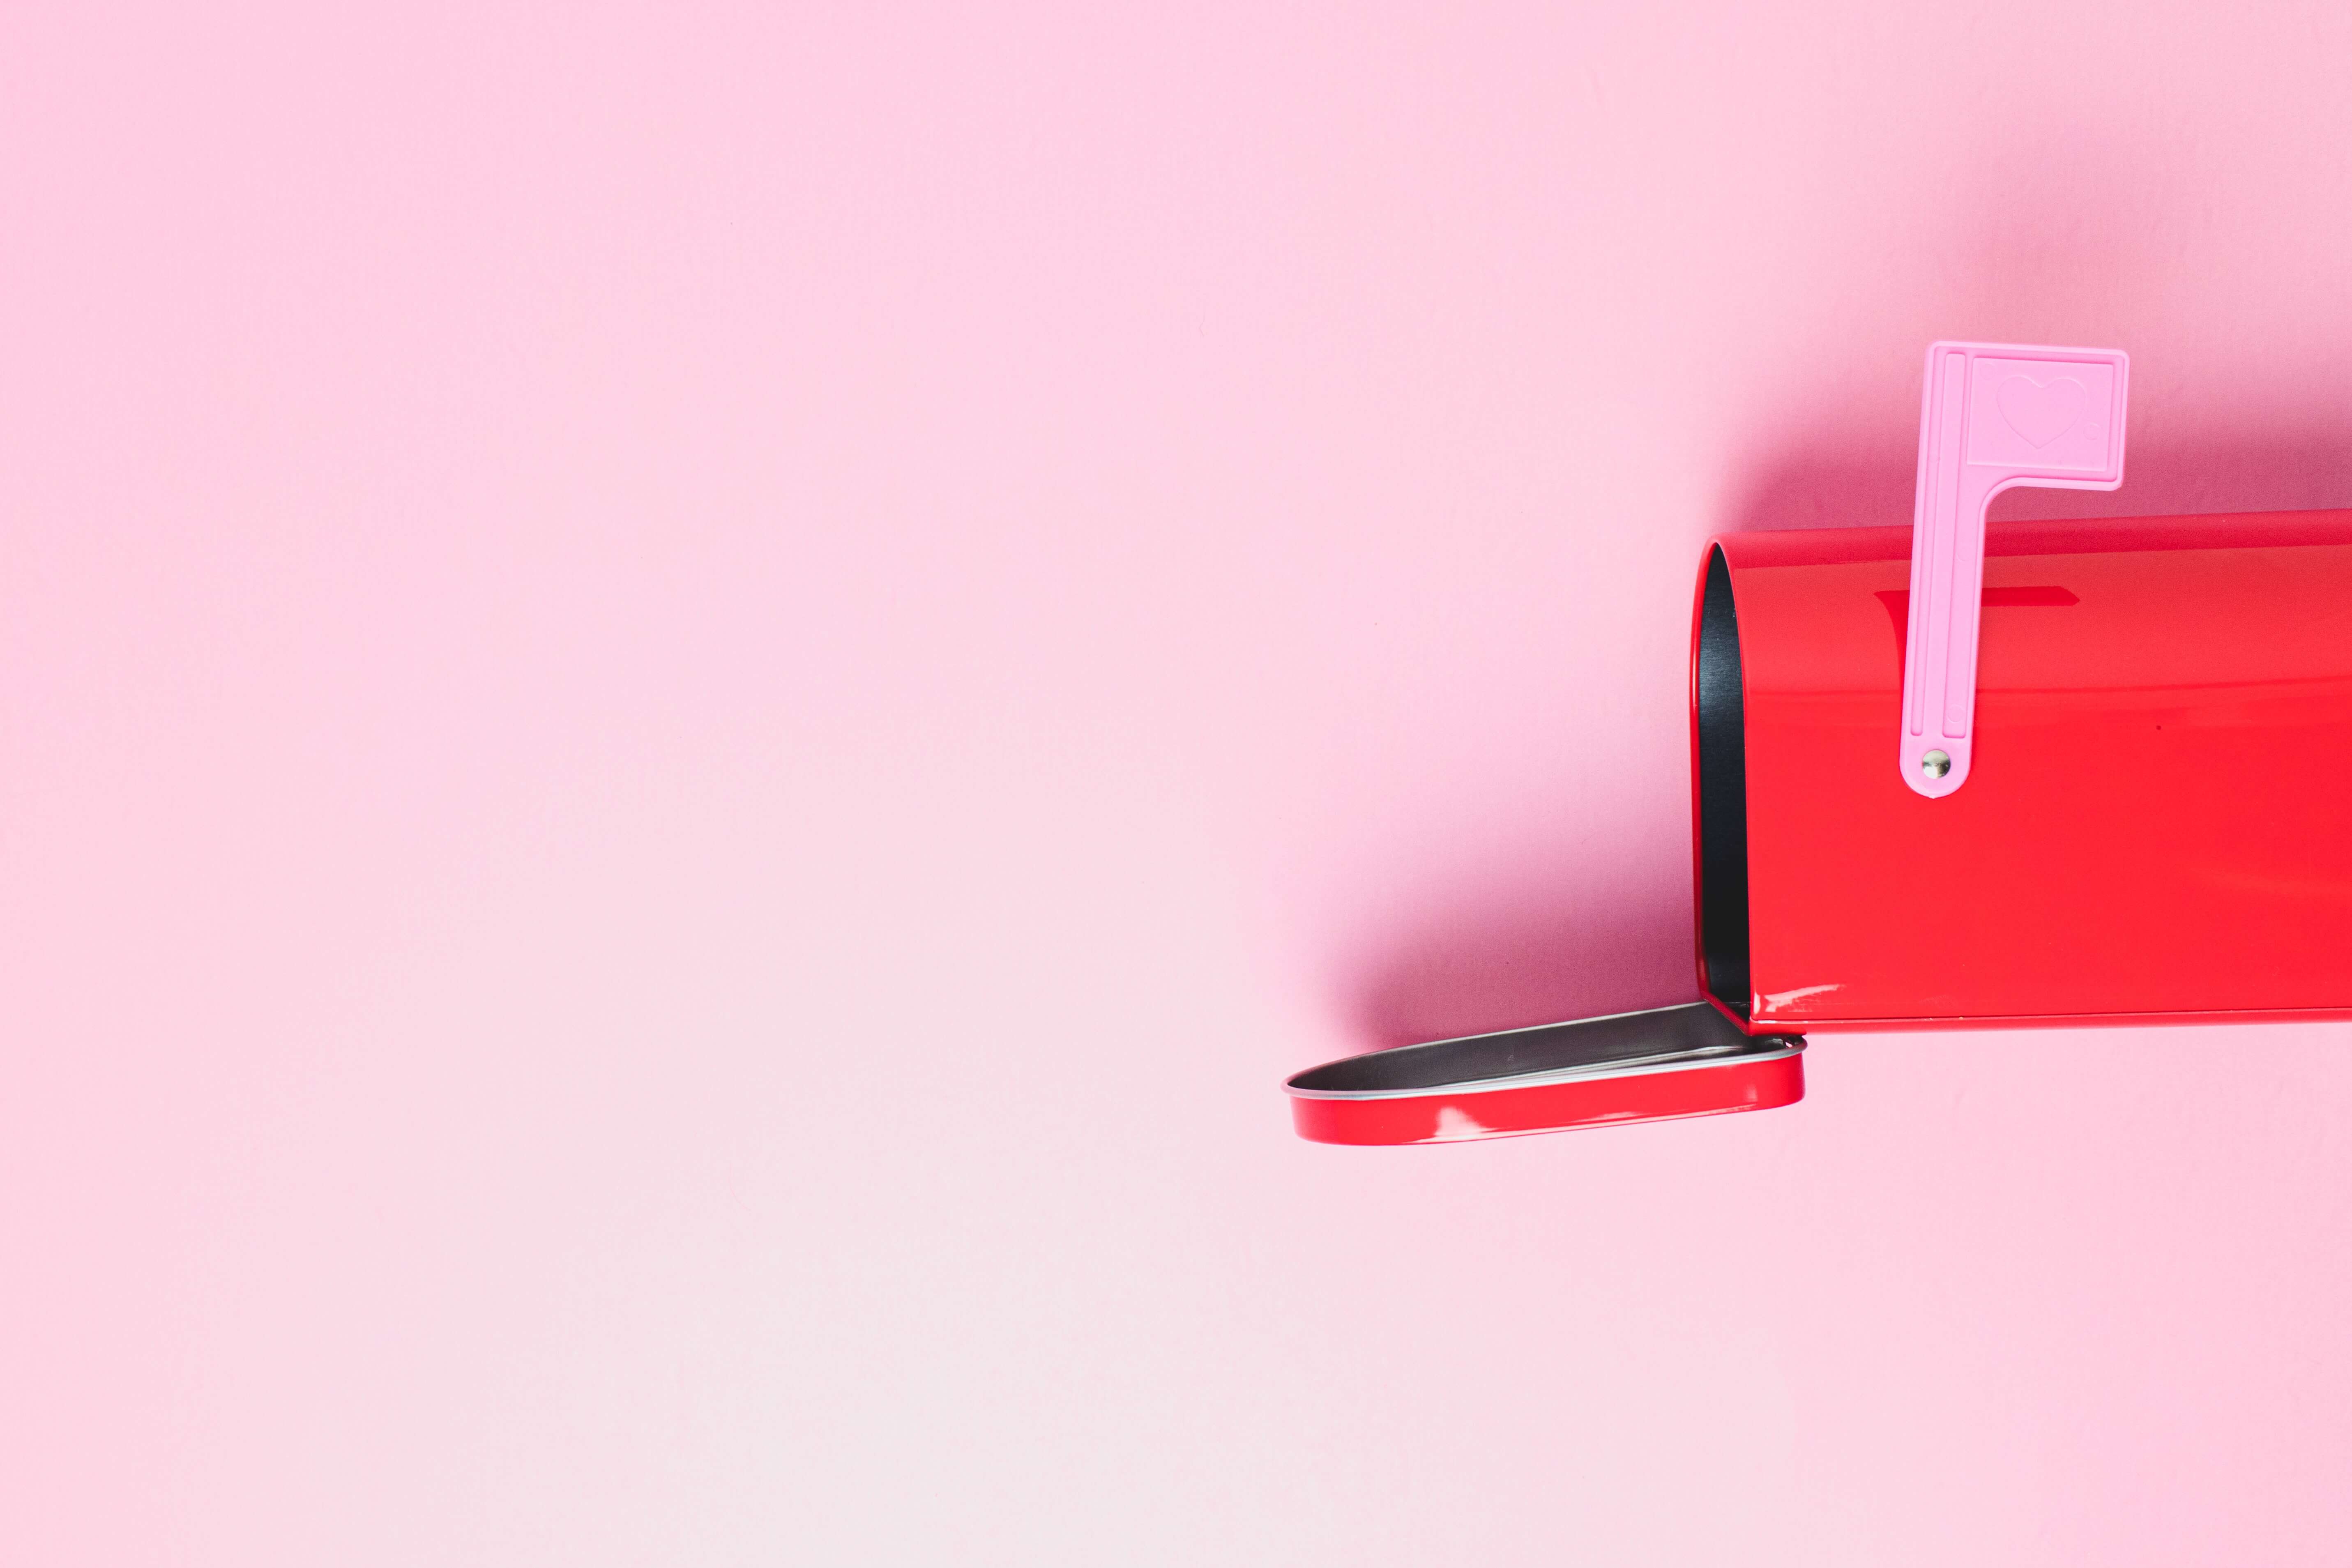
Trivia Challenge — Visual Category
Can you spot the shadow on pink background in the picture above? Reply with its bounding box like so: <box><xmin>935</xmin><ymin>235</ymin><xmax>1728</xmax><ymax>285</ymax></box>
<box><xmin>7</xmin><ymin>2</ymin><xmax>2352</xmax><ymax>1564</ymax></box>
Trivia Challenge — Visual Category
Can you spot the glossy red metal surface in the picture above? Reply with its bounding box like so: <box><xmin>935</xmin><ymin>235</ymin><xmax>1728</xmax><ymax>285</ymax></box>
<box><xmin>1288</xmin><ymin>1053</ymin><xmax>1805</xmax><ymax>1145</ymax></box>
<box><xmin>1699</xmin><ymin>509</ymin><xmax>2352</xmax><ymax>1031</ymax></box>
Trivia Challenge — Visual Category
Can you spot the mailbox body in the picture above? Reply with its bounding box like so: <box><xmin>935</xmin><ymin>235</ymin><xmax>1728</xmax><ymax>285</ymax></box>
<box><xmin>1696</xmin><ymin>509</ymin><xmax>2352</xmax><ymax>1032</ymax></box>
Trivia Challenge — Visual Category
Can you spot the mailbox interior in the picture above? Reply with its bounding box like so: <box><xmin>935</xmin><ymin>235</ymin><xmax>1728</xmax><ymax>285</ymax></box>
<box><xmin>1696</xmin><ymin>546</ymin><xmax>1751</xmax><ymax>1019</ymax></box>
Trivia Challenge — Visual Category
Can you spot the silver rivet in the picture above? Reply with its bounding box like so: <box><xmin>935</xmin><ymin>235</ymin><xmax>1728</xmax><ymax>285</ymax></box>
<box><xmin>1921</xmin><ymin>749</ymin><xmax>1951</xmax><ymax>779</ymax></box>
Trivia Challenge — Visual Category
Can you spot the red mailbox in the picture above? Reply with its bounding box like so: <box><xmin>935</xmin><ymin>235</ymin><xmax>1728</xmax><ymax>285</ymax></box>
<box><xmin>1284</xmin><ymin>348</ymin><xmax>2352</xmax><ymax>1142</ymax></box>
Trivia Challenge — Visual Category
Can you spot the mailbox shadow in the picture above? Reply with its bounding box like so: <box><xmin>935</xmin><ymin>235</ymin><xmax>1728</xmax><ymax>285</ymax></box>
<box><xmin>1336</xmin><ymin>869</ymin><xmax>1695</xmax><ymax>1051</ymax></box>
<box><xmin>1726</xmin><ymin>426</ymin><xmax>2352</xmax><ymax>536</ymax></box>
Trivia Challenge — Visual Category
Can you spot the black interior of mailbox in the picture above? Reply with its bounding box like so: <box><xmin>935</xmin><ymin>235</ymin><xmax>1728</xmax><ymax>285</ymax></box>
<box><xmin>1696</xmin><ymin>547</ymin><xmax>1751</xmax><ymax>1018</ymax></box>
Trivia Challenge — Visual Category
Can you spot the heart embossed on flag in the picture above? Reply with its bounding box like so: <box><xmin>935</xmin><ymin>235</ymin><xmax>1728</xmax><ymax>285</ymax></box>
<box><xmin>1996</xmin><ymin>374</ymin><xmax>2087</xmax><ymax>447</ymax></box>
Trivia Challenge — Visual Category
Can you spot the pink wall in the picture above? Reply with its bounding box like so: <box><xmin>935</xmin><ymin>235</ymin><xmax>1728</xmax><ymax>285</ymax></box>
<box><xmin>6</xmin><ymin>2</ymin><xmax>2352</xmax><ymax>1561</ymax></box>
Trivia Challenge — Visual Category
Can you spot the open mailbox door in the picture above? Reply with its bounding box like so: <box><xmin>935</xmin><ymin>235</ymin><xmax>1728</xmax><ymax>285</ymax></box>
<box><xmin>1286</xmin><ymin>1004</ymin><xmax>1805</xmax><ymax>1145</ymax></box>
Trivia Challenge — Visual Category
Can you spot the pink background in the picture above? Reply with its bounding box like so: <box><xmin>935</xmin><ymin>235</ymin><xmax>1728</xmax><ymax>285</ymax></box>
<box><xmin>7</xmin><ymin>2</ymin><xmax>2352</xmax><ymax>1562</ymax></box>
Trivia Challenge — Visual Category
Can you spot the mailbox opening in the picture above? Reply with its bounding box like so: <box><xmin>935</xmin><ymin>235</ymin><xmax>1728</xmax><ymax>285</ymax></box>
<box><xmin>1697</xmin><ymin>546</ymin><xmax>1752</xmax><ymax>1019</ymax></box>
